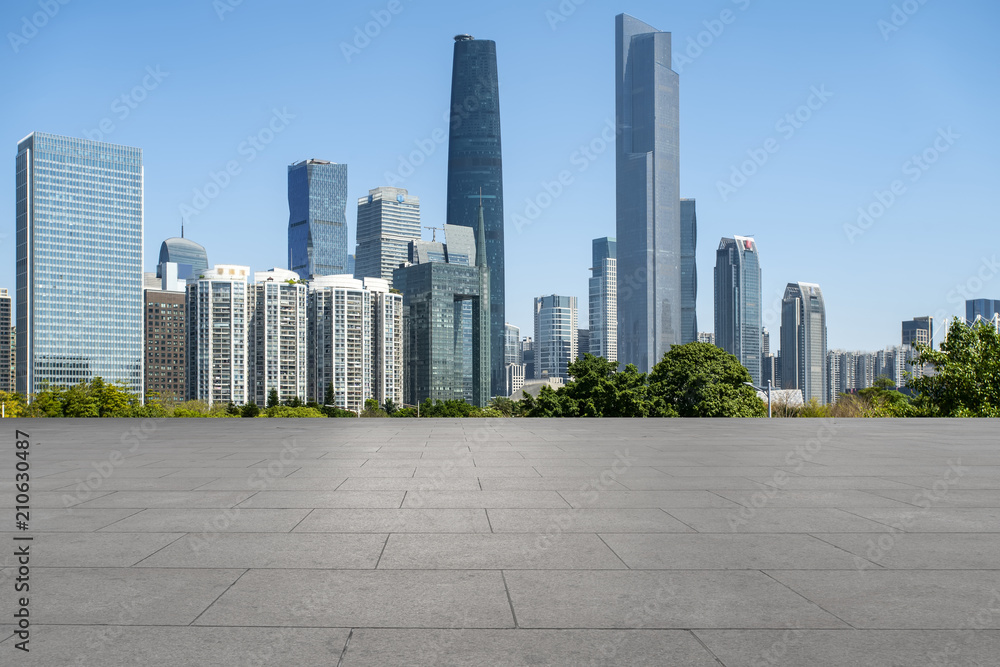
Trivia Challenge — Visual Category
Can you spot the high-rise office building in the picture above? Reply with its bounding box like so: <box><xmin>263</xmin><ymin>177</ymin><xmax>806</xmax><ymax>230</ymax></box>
<box><xmin>144</xmin><ymin>267</ymin><xmax>186</xmax><ymax>401</ymax></box>
<box><xmin>966</xmin><ymin>299</ymin><xmax>999</xmax><ymax>325</ymax></box>
<box><xmin>697</xmin><ymin>332</ymin><xmax>715</xmax><ymax>345</ymax></box>
<box><xmin>447</xmin><ymin>34</ymin><xmax>506</xmax><ymax>398</ymax></box>
<box><xmin>589</xmin><ymin>237</ymin><xmax>618</xmax><ymax>362</ymax></box>
<box><xmin>521</xmin><ymin>337</ymin><xmax>535</xmax><ymax>381</ymax></box>
<box><xmin>157</xmin><ymin>229</ymin><xmax>208</xmax><ymax>281</ymax></box>
<box><xmin>577</xmin><ymin>329</ymin><xmax>591</xmax><ymax>360</ymax></box>
<box><xmin>16</xmin><ymin>132</ymin><xmax>143</xmax><ymax>396</ymax></box>
<box><xmin>250</xmin><ymin>269</ymin><xmax>308</xmax><ymax>406</ymax></box>
<box><xmin>762</xmin><ymin>328</ymin><xmax>770</xmax><ymax>357</ymax></box>
<box><xmin>616</xmin><ymin>14</ymin><xmax>681</xmax><ymax>373</ymax></box>
<box><xmin>681</xmin><ymin>199</ymin><xmax>698</xmax><ymax>344</ymax></box>
<box><xmin>355</xmin><ymin>187</ymin><xmax>421</xmax><ymax>285</ymax></box>
<box><xmin>308</xmin><ymin>275</ymin><xmax>403</xmax><ymax>414</ymax></box>
<box><xmin>288</xmin><ymin>159</ymin><xmax>349</xmax><ymax>278</ymax></box>
<box><xmin>534</xmin><ymin>295</ymin><xmax>578</xmax><ymax>382</ymax></box>
<box><xmin>504</xmin><ymin>323</ymin><xmax>521</xmax><ymax>365</ymax></box>
<box><xmin>7</xmin><ymin>326</ymin><xmax>13</xmax><ymax>392</ymax></box>
<box><xmin>186</xmin><ymin>265</ymin><xmax>250</xmax><ymax>406</ymax></box>
<box><xmin>714</xmin><ymin>237</ymin><xmax>763</xmax><ymax>386</ymax></box>
<box><xmin>780</xmin><ymin>282</ymin><xmax>827</xmax><ymax>404</ymax></box>
<box><xmin>825</xmin><ymin>351</ymin><xmax>841</xmax><ymax>405</ymax></box>
<box><xmin>0</xmin><ymin>289</ymin><xmax>10</xmax><ymax>392</ymax></box>
<box><xmin>394</xmin><ymin>217</ymin><xmax>491</xmax><ymax>407</ymax></box>
<box><xmin>902</xmin><ymin>316</ymin><xmax>933</xmax><ymax>381</ymax></box>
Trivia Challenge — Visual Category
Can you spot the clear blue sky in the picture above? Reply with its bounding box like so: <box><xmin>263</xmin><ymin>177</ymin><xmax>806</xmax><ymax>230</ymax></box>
<box><xmin>1</xmin><ymin>0</ymin><xmax>997</xmax><ymax>351</ymax></box>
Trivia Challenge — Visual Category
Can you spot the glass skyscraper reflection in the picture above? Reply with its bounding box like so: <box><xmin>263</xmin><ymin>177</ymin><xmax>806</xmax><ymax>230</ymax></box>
<box><xmin>714</xmin><ymin>236</ymin><xmax>762</xmax><ymax>386</ymax></box>
<box><xmin>615</xmin><ymin>14</ymin><xmax>681</xmax><ymax>373</ymax></box>
<box><xmin>781</xmin><ymin>282</ymin><xmax>827</xmax><ymax>404</ymax></box>
<box><xmin>446</xmin><ymin>34</ymin><xmax>505</xmax><ymax>398</ymax></box>
<box><xmin>288</xmin><ymin>159</ymin><xmax>349</xmax><ymax>279</ymax></box>
<box><xmin>15</xmin><ymin>132</ymin><xmax>143</xmax><ymax>395</ymax></box>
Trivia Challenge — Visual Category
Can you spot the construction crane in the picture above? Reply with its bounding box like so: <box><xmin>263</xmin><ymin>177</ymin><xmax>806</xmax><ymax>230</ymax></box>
<box><xmin>424</xmin><ymin>226</ymin><xmax>445</xmax><ymax>242</ymax></box>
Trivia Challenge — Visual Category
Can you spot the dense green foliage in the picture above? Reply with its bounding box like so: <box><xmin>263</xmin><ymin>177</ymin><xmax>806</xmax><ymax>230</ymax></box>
<box><xmin>910</xmin><ymin>318</ymin><xmax>1000</xmax><ymax>417</ymax></box>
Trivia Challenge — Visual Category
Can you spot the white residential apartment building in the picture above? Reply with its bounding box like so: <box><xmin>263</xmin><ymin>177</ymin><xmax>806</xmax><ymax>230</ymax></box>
<box><xmin>250</xmin><ymin>269</ymin><xmax>308</xmax><ymax>406</ymax></box>
<box><xmin>187</xmin><ymin>265</ymin><xmax>250</xmax><ymax>406</ymax></box>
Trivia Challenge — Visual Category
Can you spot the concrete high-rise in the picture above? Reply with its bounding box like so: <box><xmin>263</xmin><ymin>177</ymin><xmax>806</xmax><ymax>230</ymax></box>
<box><xmin>288</xmin><ymin>159</ymin><xmax>349</xmax><ymax>278</ymax></box>
<box><xmin>186</xmin><ymin>265</ymin><xmax>250</xmax><ymax>406</ymax></box>
<box><xmin>250</xmin><ymin>269</ymin><xmax>308</xmax><ymax>406</ymax></box>
<box><xmin>681</xmin><ymin>199</ymin><xmax>698</xmax><ymax>344</ymax></box>
<box><xmin>144</xmin><ymin>268</ymin><xmax>186</xmax><ymax>401</ymax></box>
<box><xmin>902</xmin><ymin>316</ymin><xmax>933</xmax><ymax>381</ymax></box>
<box><xmin>446</xmin><ymin>34</ymin><xmax>505</xmax><ymax>398</ymax></box>
<box><xmin>0</xmin><ymin>289</ymin><xmax>10</xmax><ymax>392</ymax></box>
<box><xmin>355</xmin><ymin>187</ymin><xmax>421</xmax><ymax>285</ymax></box>
<box><xmin>714</xmin><ymin>237</ymin><xmax>762</xmax><ymax>386</ymax></box>
<box><xmin>616</xmin><ymin>14</ymin><xmax>681</xmax><ymax>372</ymax></box>
<box><xmin>16</xmin><ymin>132</ymin><xmax>143</xmax><ymax>395</ymax></box>
<box><xmin>588</xmin><ymin>237</ymin><xmax>618</xmax><ymax>362</ymax></box>
<box><xmin>534</xmin><ymin>295</ymin><xmax>578</xmax><ymax>383</ymax></box>
<box><xmin>504</xmin><ymin>324</ymin><xmax>521</xmax><ymax>366</ymax></box>
<box><xmin>780</xmin><ymin>282</ymin><xmax>827</xmax><ymax>404</ymax></box>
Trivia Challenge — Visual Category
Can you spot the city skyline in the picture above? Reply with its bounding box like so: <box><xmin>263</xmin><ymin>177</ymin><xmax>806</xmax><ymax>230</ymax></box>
<box><xmin>1</xmin><ymin>1</ymin><xmax>997</xmax><ymax>354</ymax></box>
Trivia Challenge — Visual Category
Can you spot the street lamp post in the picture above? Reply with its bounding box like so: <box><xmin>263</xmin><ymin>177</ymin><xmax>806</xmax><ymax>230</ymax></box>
<box><xmin>745</xmin><ymin>380</ymin><xmax>772</xmax><ymax>418</ymax></box>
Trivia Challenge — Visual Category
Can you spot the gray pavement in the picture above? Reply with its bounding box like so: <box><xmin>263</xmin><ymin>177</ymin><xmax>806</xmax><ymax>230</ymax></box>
<box><xmin>1</xmin><ymin>417</ymin><xmax>999</xmax><ymax>665</ymax></box>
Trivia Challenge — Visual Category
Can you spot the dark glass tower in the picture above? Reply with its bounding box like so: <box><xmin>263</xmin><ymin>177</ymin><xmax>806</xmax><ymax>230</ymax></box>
<box><xmin>615</xmin><ymin>14</ymin><xmax>681</xmax><ymax>373</ymax></box>
<box><xmin>714</xmin><ymin>237</ymin><xmax>762</xmax><ymax>386</ymax></box>
<box><xmin>288</xmin><ymin>159</ymin><xmax>349</xmax><ymax>279</ymax></box>
<box><xmin>680</xmin><ymin>199</ymin><xmax>698</xmax><ymax>344</ymax></box>
<box><xmin>446</xmin><ymin>34</ymin><xmax>505</xmax><ymax>398</ymax></box>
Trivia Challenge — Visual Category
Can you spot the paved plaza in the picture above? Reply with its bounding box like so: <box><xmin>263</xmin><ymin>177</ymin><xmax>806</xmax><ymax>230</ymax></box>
<box><xmin>2</xmin><ymin>418</ymin><xmax>999</xmax><ymax>665</ymax></box>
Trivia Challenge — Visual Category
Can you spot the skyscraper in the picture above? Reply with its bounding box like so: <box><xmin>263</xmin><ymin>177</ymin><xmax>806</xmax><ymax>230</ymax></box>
<box><xmin>288</xmin><ymin>159</ymin><xmax>349</xmax><ymax>279</ymax></box>
<box><xmin>714</xmin><ymin>236</ymin><xmax>762</xmax><ymax>386</ymax></box>
<box><xmin>902</xmin><ymin>316</ymin><xmax>933</xmax><ymax>381</ymax></box>
<box><xmin>144</xmin><ymin>269</ymin><xmax>186</xmax><ymax>401</ymax></box>
<box><xmin>355</xmin><ymin>187</ymin><xmax>421</xmax><ymax>285</ymax></box>
<box><xmin>157</xmin><ymin>231</ymin><xmax>209</xmax><ymax>281</ymax></box>
<box><xmin>446</xmin><ymin>34</ymin><xmax>505</xmax><ymax>398</ymax></box>
<box><xmin>16</xmin><ymin>132</ymin><xmax>143</xmax><ymax>395</ymax></box>
<box><xmin>0</xmin><ymin>289</ymin><xmax>10</xmax><ymax>393</ymax></box>
<box><xmin>616</xmin><ymin>14</ymin><xmax>681</xmax><ymax>372</ymax></box>
<box><xmin>186</xmin><ymin>265</ymin><xmax>250</xmax><ymax>406</ymax></box>
<box><xmin>966</xmin><ymin>299</ymin><xmax>1000</xmax><ymax>324</ymax></box>
<box><xmin>780</xmin><ymin>282</ymin><xmax>827</xmax><ymax>404</ymax></box>
<box><xmin>534</xmin><ymin>295</ymin><xmax>578</xmax><ymax>382</ymax></box>
<box><xmin>589</xmin><ymin>237</ymin><xmax>617</xmax><ymax>362</ymax></box>
<box><xmin>681</xmin><ymin>199</ymin><xmax>698</xmax><ymax>344</ymax></box>
<box><xmin>250</xmin><ymin>269</ymin><xmax>308</xmax><ymax>406</ymax></box>
<box><xmin>504</xmin><ymin>324</ymin><xmax>521</xmax><ymax>366</ymax></box>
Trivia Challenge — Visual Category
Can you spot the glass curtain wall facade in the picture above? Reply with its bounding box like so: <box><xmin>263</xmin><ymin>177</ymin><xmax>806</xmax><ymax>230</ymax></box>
<box><xmin>615</xmin><ymin>14</ymin><xmax>681</xmax><ymax>373</ymax></box>
<box><xmin>714</xmin><ymin>236</ymin><xmax>762</xmax><ymax>386</ymax></box>
<box><xmin>157</xmin><ymin>237</ymin><xmax>209</xmax><ymax>280</ymax></box>
<box><xmin>446</xmin><ymin>34</ymin><xmax>505</xmax><ymax>398</ymax></box>
<box><xmin>780</xmin><ymin>282</ymin><xmax>827</xmax><ymax>404</ymax></box>
<box><xmin>250</xmin><ymin>270</ymin><xmax>308</xmax><ymax>406</ymax></box>
<box><xmin>16</xmin><ymin>132</ymin><xmax>143</xmax><ymax>396</ymax></box>
<box><xmin>589</xmin><ymin>238</ymin><xmax>617</xmax><ymax>362</ymax></box>
<box><xmin>288</xmin><ymin>159</ymin><xmax>349</xmax><ymax>279</ymax></box>
<box><xmin>534</xmin><ymin>295</ymin><xmax>578</xmax><ymax>383</ymax></box>
<box><xmin>186</xmin><ymin>266</ymin><xmax>249</xmax><ymax>406</ymax></box>
<box><xmin>504</xmin><ymin>323</ymin><xmax>521</xmax><ymax>365</ymax></box>
<box><xmin>965</xmin><ymin>299</ymin><xmax>999</xmax><ymax>324</ymax></box>
<box><xmin>355</xmin><ymin>187</ymin><xmax>421</xmax><ymax>285</ymax></box>
<box><xmin>680</xmin><ymin>199</ymin><xmax>698</xmax><ymax>344</ymax></box>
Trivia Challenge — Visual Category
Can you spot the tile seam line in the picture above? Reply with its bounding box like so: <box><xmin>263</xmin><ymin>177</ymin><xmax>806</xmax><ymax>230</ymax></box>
<box><xmin>687</xmin><ymin>629</ymin><xmax>730</xmax><ymax>666</ymax></box>
<box><xmin>127</xmin><ymin>532</ymin><xmax>191</xmax><ymax>567</ymax></box>
<box><xmin>500</xmin><ymin>569</ymin><xmax>519</xmax><ymax>629</ymax></box>
<box><xmin>758</xmin><ymin>569</ymin><xmax>856</xmax><ymax>629</ymax></box>
<box><xmin>187</xmin><ymin>568</ymin><xmax>250</xmax><ymax>627</ymax></box>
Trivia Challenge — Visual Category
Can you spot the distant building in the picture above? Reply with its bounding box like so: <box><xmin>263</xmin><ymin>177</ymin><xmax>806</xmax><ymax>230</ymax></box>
<box><xmin>250</xmin><ymin>269</ymin><xmax>308</xmax><ymax>406</ymax></box>
<box><xmin>186</xmin><ymin>265</ymin><xmax>250</xmax><ymax>406</ymax></box>
<box><xmin>902</xmin><ymin>316</ymin><xmax>933</xmax><ymax>381</ymax></box>
<box><xmin>7</xmin><ymin>326</ymin><xmax>13</xmax><ymax>392</ymax></box>
<box><xmin>394</xmin><ymin>215</ymin><xmax>491</xmax><ymax>407</ymax></box>
<box><xmin>308</xmin><ymin>275</ymin><xmax>403</xmax><ymax>414</ymax></box>
<box><xmin>504</xmin><ymin>324</ymin><xmax>521</xmax><ymax>366</ymax></box>
<box><xmin>577</xmin><ymin>329</ymin><xmax>591</xmax><ymax>360</ymax></box>
<box><xmin>288</xmin><ymin>159</ymin><xmax>349</xmax><ymax>278</ymax></box>
<box><xmin>780</xmin><ymin>282</ymin><xmax>827</xmax><ymax>404</ymax></box>
<box><xmin>512</xmin><ymin>376</ymin><xmax>565</xmax><ymax>401</ymax></box>
<box><xmin>505</xmin><ymin>363</ymin><xmax>525</xmax><ymax>398</ymax></box>
<box><xmin>157</xmin><ymin>233</ymin><xmax>209</xmax><ymax>281</ymax></box>
<box><xmin>697</xmin><ymin>332</ymin><xmax>715</xmax><ymax>345</ymax></box>
<box><xmin>0</xmin><ymin>289</ymin><xmax>10</xmax><ymax>392</ymax></box>
<box><xmin>521</xmin><ymin>338</ymin><xmax>535</xmax><ymax>380</ymax></box>
<box><xmin>16</xmin><ymin>132</ymin><xmax>144</xmax><ymax>396</ymax></box>
<box><xmin>589</xmin><ymin>237</ymin><xmax>617</xmax><ymax>361</ymax></box>
<box><xmin>681</xmin><ymin>199</ymin><xmax>698</xmax><ymax>344</ymax></box>
<box><xmin>354</xmin><ymin>187</ymin><xmax>421</xmax><ymax>285</ymax></box>
<box><xmin>762</xmin><ymin>354</ymin><xmax>779</xmax><ymax>390</ymax></box>
<box><xmin>966</xmin><ymin>299</ymin><xmax>1000</xmax><ymax>325</ymax></box>
<box><xmin>714</xmin><ymin>236</ymin><xmax>762</xmax><ymax>386</ymax></box>
<box><xmin>144</xmin><ymin>266</ymin><xmax>187</xmax><ymax>402</ymax></box>
<box><xmin>534</xmin><ymin>295</ymin><xmax>578</xmax><ymax>383</ymax></box>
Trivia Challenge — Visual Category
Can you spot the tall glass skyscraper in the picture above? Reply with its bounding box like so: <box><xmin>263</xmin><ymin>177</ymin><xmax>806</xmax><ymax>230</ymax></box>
<box><xmin>966</xmin><ymin>299</ymin><xmax>1000</xmax><ymax>324</ymax></box>
<box><xmin>355</xmin><ymin>187</ymin><xmax>421</xmax><ymax>285</ymax></box>
<box><xmin>714</xmin><ymin>237</ymin><xmax>763</xmax><ymax>386</ymax></box>
<box><xmin>446</xmin><ymin>34</ymin><xmax>505</xmax><ymax>397</ymax></box>
<box><xmin>680</xmin><ymin>199</ymin><xmax>698</xmax><ymax>344</ymax></box>
<box><xmin>16</xmin><ymin>132</ymin><xmax>143</xmax><ymax>395</ymax></box>
<box><xmin>288</xmin><ymin>159</ymin><xmax>349</xmax><ymax>279</ymax></box>
<box><xmin>589</xmin><ymin>237</ymin><xmax>617</xmax><ymax>362</ymax></box>
<box><xmin>780</xmin><ymin>282</ymin><xmax>827</xmax><ymax>404</ymax></box>
<box><xmin>616</xmin><ymin>14</ymin><xmax>682</xmax><ymax>373</ymax></box>
<box><xmin>534</xmin><ymin>295</ymin><xmax>578</xmax><ymax>382</ymax></box>
<box><xmin>157</xmin><ymin>234</ymin><xmax>209</xmax><ymax>281</ymax></box>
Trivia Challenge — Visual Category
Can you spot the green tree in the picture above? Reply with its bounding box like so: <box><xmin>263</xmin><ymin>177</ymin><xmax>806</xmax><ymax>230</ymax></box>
<box><xmin>857</xmin><ymin>377</ymin><xmax>913</xmax><ymax>417</ymax></box>
<box><xmin>28</xmin><ymin>387</ymin><xmax>66</xmax><ymax>417</ymax></box>
<box><xmin>0</xmin><ymin>391</ymin><xmax>27</xmax><ymax>418</ymax></box>
<box><xmin>93</xmin><ymin>378</ymin><xmax>135</xmax><ymax>417</ymax></box>
<box><xmin>62</xmin><ymin>382</ymin><xmax>99</xmax><ymax>418</ymax></box>
<box><xmin>383</xmin><ymin>399</ymin><xmax>398</xmax><ymax>415</ymax></box>
<box><xmin>267</xmin><ymin>389</ymin><xmax>280</xmax><ymax>408</ymax></box>
<box><xmin>361</xmin><ymin>398</ymin><xmax>387</xmax><ymax>418</ymax></box>
<box><xmin>910</xmin><ymin>318</ymin><xmax>1000</xmax><ymax>417</ymax></box>
<box><xmin>324</xmin><ymin>383</ymin><xmax>335</xmax><ymax>407</ymax></box>
<box><xmin>647</xmin><ymin>342</ymin><xmax>765</xmax><ymax>418</ymax></box>
<box><xmin>489</xmin><ymin>396</ymin><xmax>514</xmax><ymax>417</ymax></box>
<box><xmin>241</xmin><ymin>402</ymin><xmax>261</xmax><ymax>418</ymax></box>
